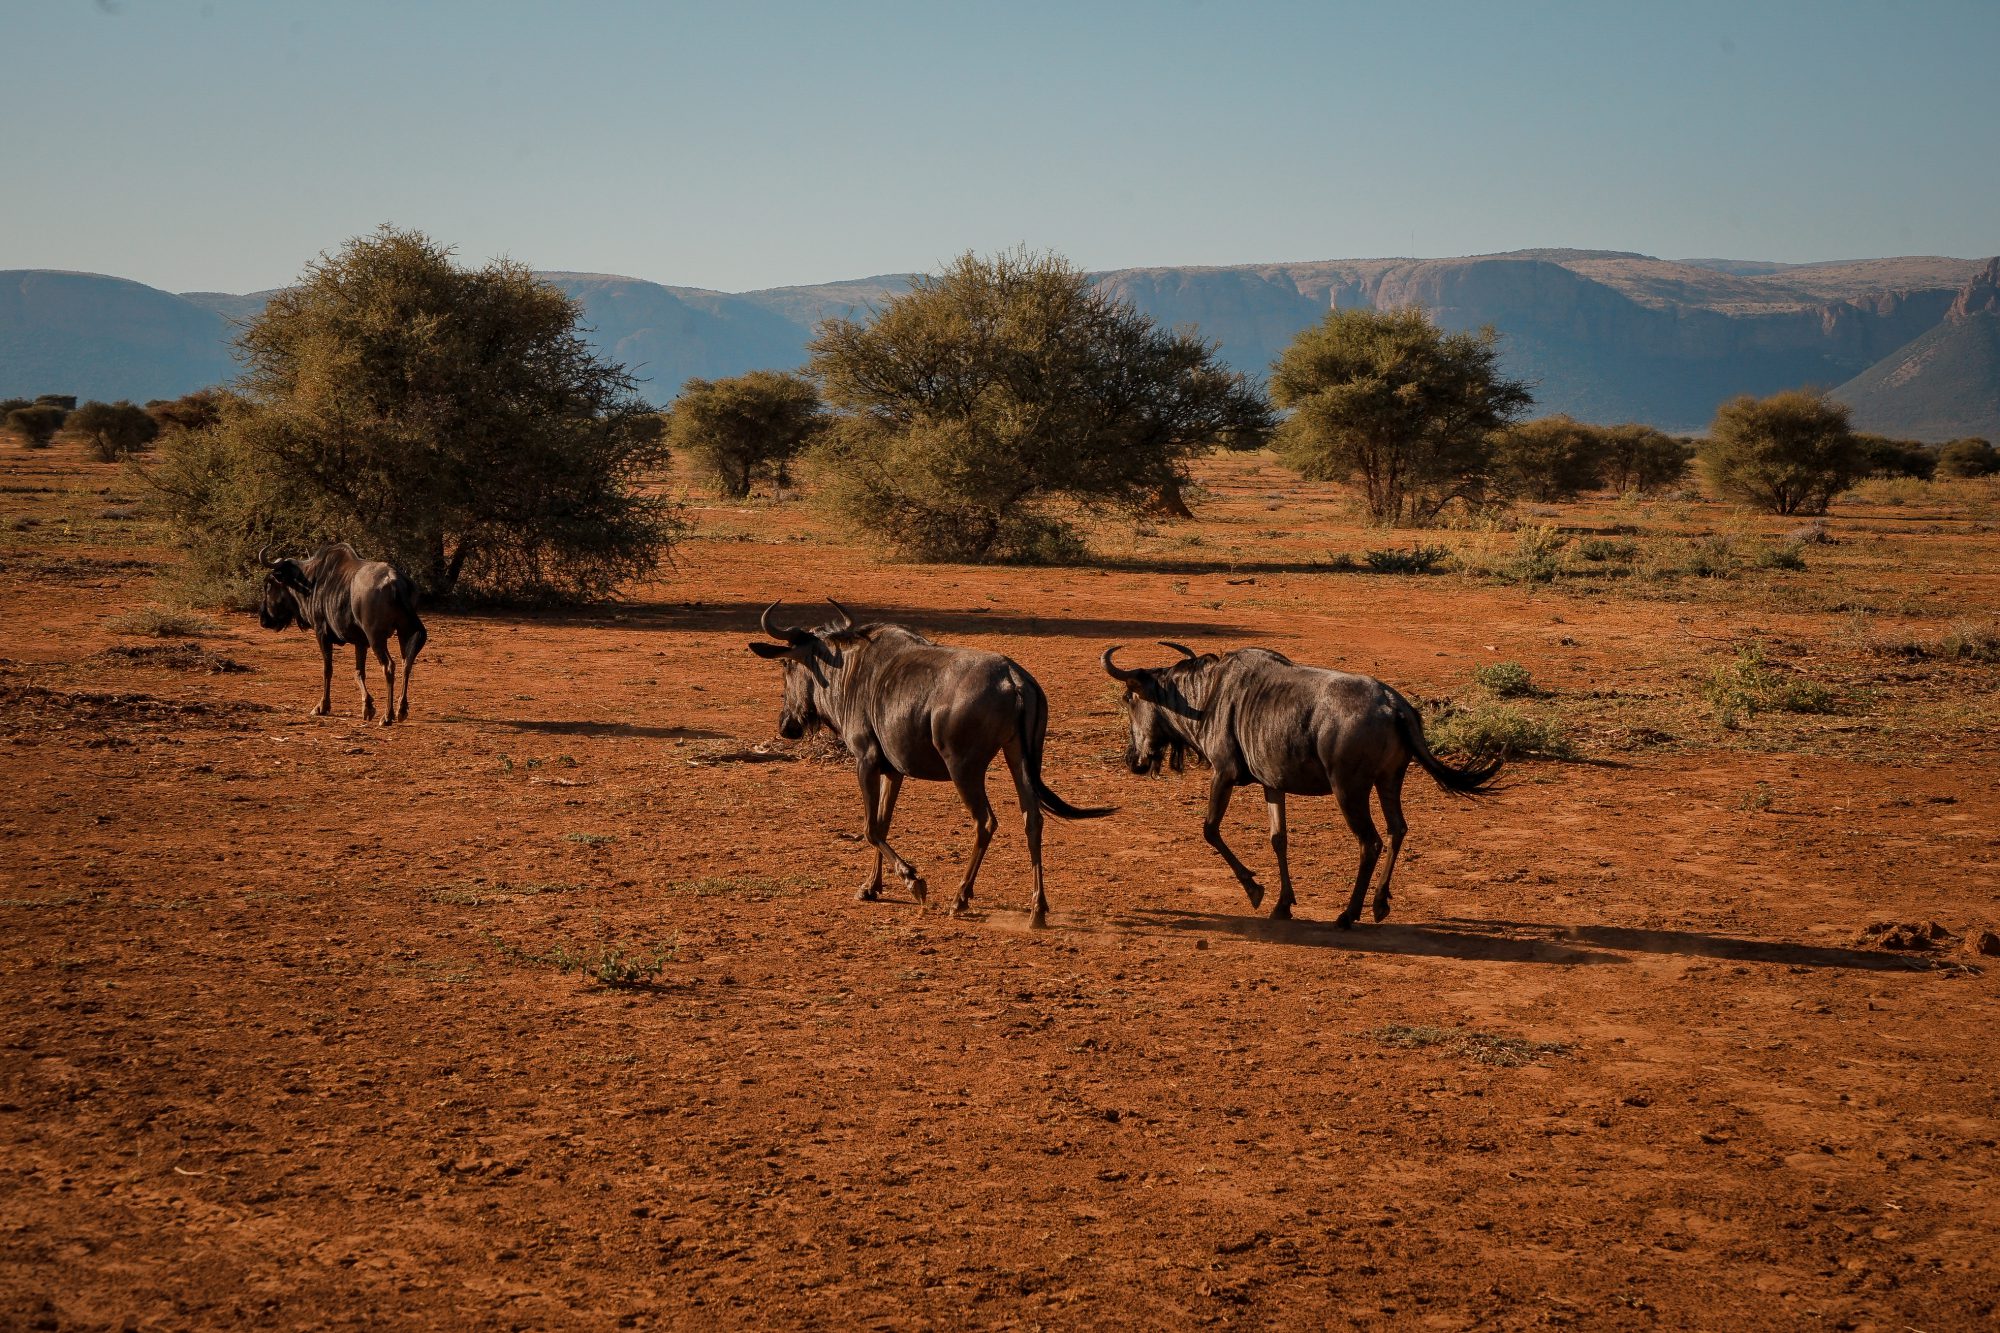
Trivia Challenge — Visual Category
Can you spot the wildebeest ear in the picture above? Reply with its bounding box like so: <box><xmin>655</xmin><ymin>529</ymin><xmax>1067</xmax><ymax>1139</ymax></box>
<box><xmin>747</xmin><ymin>641</ymin><xmax>791</xmax><ymax>659</ymax></box>
<box><xmin>273</xmin><ymin>561</ymin><xmax>312</xmax><ymax>593</ymax></box>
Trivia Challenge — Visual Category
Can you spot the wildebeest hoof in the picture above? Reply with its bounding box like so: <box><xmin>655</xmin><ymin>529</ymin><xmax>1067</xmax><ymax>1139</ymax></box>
<box><xmin>949</xmin><ymin>894</ymin><xmax>969</xmax><ymax>917</ymax></box>
<box><xmin>856</xmin><ymin>883</ymin><xmax>883</xmax><ymax>902</ymax></box>
<box><xmin>1269</xmin><ymin>901</ymin><xmax>1293</xmax><ymax>921</ymax></box>
<box><xmin>1028</xmin><ymin>908</ymin><xmax>1048</xmax><ymax>930</ymax></box>
<box><xmin>908</xmin><ymin>877</ymin><xmax>928</xmax><ymax>904</ymax></box>
<box><xmin>1243</xmin><ymin>881</ymin><xmax>1265</xmax><ymax>909</ymax></box>
<box><xmin>1334</xmin><ymin>912</ymin><xmax>1358</xmax><ymax>930</ymax></box>
<box><xmin>1371</xmin><ymin>898</ymin><xmax>1391</xmax><ymax>922</ymax></box>
<box><xmin>363</xmin><ymin>701</ymin><xmax>377</xmax><ymax>721</ymax></box>
<box><xmin>310</xmin><ymin>702</ymin><xmax>330</xmax><ymax>717</ymax></box>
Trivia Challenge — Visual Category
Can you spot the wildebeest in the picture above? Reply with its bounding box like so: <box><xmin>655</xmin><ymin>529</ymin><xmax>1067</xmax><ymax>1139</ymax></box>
<box><xmin>258</xmin><ymin>543</ymin><xmax>427</xmax><ymax>726</ymax></box>
<box><xmin>749</xmin><ymin>600</ymin><xmax>1113</xmax><ymax>927</ymax></box>
<box><xmin>1101</xmin><ymin>642</ymin><xmax>1501</xmax><ymax>927</ymax></box>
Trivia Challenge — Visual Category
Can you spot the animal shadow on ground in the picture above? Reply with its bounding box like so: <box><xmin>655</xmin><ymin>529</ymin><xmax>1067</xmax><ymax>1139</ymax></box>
<box><xmin>470</xmin><ymin>719</ymin><xmax>729</xmax><ymax>740</ymax></box>
<box><xmin>1120</xmin><ymin>909</ymin><xmax>1958</xmax><ymax>974</ymax></box>
<box><xmin>1442</xmin><ymin>918</ymin><xmax>1965</xmax><ymax>974</ymax></box>
<box><xmin>1111</xmin><ymin>908</ymin><xmax>1630</xmax><ymax>965</ymax></box>
<box><xmin>508</xmin><ymin>600</ymin><xmax>1254</xmax><ymax>642</ymax></box>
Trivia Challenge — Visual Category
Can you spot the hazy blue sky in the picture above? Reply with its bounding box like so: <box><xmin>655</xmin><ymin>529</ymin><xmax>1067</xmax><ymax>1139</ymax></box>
<box><xmin>5</xmin><ymin>0</ymin><xmax>1996</xmax><ymax>293</ymax></box>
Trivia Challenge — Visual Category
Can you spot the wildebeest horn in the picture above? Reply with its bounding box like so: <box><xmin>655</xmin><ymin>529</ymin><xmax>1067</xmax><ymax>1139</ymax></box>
<box><xmin>1101</xmin><ymin>645</ymin><xmax>1142</xmax><ymax>682</ymax></box>
<box><xmin>826</xmin><ymin>597</ymin><xmax>854</xmax><ymax>630</ymax></box>
<box><xmin>759</xmin><ymin>599</ymin><xmax>789</xmax><ymax>639</ymax></box>
<box><xmin>257</xmin><ymin>542</ymin><xmax>277</xmax><ymax>568</ymax></box>
<box><xmin>1157</xmin><ymin>640</ymin><xmax>1198</xmax><ymax>660</ymax></box>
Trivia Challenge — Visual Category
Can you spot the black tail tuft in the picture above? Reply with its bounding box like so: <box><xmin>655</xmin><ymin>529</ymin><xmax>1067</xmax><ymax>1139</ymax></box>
<box><xmin>1018</xmin><ymin>670</ymin><xmax>1117</xmax><ymax>820</ymax></box>
<box><xmin>1394</xmin><ymin>697</ymin><xmax>1503</xmax><ymax>796</ymax></box>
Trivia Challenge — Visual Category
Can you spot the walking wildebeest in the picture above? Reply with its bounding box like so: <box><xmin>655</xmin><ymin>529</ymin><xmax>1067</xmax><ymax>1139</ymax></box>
<box><xmin>258</xmin><ymin>543</ymin><xmax>427</xmax><ymax>725</ymax></box>
<box><xmin>1101</xmin><ymin>642</ymin><xmax>1501</xmax><ymax>927</ymax></box>
<box><xmin>749</xmin><ymin>600</ymin><xmax>1113</xmax><ymax>927</ymax></box>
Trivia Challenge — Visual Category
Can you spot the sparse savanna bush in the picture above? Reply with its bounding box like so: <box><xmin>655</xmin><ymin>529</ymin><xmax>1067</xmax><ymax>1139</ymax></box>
<box><xmin>1697</xmin><ymin>389</ymin><xmax>1864</xmax><ymax>515</ymax></box>
<box><xmin>5</xmin><ymin>404</ymin><xmax>66</xmax><ymax>449</ymax></box>
<box><xmin>1702</xmin><ymin>644</ymin><xmax>1838</xmax><ymax>729</ymax></box>
<box><xmin>1362</xmin><ymin>544</ymin><xmax>1449</xmax><ymax>574</ymax></box>
<box><xmin>810</xmin><ymin>248</ymin><xmax>1271</xmax><ymax>562</ymax></box>
<box><xmin>1872</xmin><ymin>620</ymin><xmax>2000</xmax><ymax>665</ymax></box>
<box><xmin>1427</xmin><ymin>660</ymin><xmax>1573</xmax><ymax>760</ymax></box>
<box><xmin>1935</xmin><ymin>438</ymin><xmax>1998</xmax><ymax>479</ymax></box>
<box><xmin>666</xmin><ymin>370</ymin><xmax>826</xmax><ymax>499</ymax></box>
<box><xmin>106</xmin><ymin>605</ymin><xmax>215</xmax><ymax>637</ymax></box>
<box><xmin>68</xmin><ymin>400</ymin><xmax>160</xmax><ymax>462</ymax></box>
<box><xmin>144</xmin><ymin>226</ymin><xmax>683</xmax><ymax>607</ymax></box>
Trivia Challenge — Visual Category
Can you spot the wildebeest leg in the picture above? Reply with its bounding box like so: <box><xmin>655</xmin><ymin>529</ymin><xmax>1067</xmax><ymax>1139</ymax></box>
<box><xmin>375</xmin><ymin>640</ymin><xmax>396</xmax><ymax>728</ymax></box>
<box><xmin>947</xmin><ymin>751</ymin><xmax>1000</xmax><ymax>918</ymax></box>
<box><xmin>1371</xmin><ymin>767</ymin><xmax>1409</xmax><ymax>922</ymax></box>
<box><xmin>1333</xmin><ymin>780</ymin><xmax>1385</xmax><ymax>930</ymax></box>
<box><xmin>1263</xmin><ymin>786</ymin><xmax>1295</xmax><ymax>920</ymax></box>
<box><xmin>396</xmin><ymin>630</ymin><xmax>416</xmax><ymax>721</ymax></box>
<box><xmin>999</xmin><ymin>738</ymin><xmax>1047</xmax><ymax>929</ymax></box>
<box><xmin>353</xmin><ymin>643</ymin><xmax>375</xmax><ymax>722</ymax></box>
<box><xmin>1201</xmin><ymin>772</ymin><xmax>1264</xmax><ymax>910</ymax></box>
<box><xmin>312</xmin><ymin>639</ymin><xmax>334</xmax><ymax>716</ymax></box>
<box><xmin>857</xmin><ymin>762</ymin><xmax>922</xmax><ymax>903</ymax></box>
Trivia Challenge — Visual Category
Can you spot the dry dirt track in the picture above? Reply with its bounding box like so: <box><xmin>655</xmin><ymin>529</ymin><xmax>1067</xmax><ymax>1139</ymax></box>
<box><xmin>3</xmin><ymin>446</ymin><xmax>1998</xmax><ymax>1330</ymax></box>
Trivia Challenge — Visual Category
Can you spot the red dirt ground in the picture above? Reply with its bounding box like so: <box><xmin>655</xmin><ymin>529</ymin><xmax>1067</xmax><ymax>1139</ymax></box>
<box><xmin>3</xmin><ymin>444</ymin><xmax>1997</xmax><ymax>1330</ymax></box>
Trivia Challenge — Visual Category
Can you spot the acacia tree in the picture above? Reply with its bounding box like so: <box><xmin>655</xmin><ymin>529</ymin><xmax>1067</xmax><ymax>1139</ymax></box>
<box><xmin>1935</xmin><ymin>438</ymin><xmax>1997</xmax><ymax>478</ymax></box>
<box><xmin>1491</xmin><ymin>415</ymin><xmax>1608</xmax><ymax>502</ymax></box>
<box><xmin>1597</xmin><ymin>423</ymin><xmax>1691</xmax><ymax>494</ymax></box>
<box><xmin>1697</xmin><ymin>389</ymin><xmax>1862</xmax><ymax>515</ymax></box>
<box><xmin>69</xmin><ymin>400</ymin><xmax>160</xmax><ymax>462</ymax></box>
<box><xmin>148</xmin><ymin>226</ymin><xmax>679</xmax><ymax>602</ymax></box>
<box><xmin>1271</xmin><ymin>308</ymin><xmax>1532</xmax><ymax>525</ymax></box>
<box><xmin>5</xmin><ymin>404</ymin><xmax>65</xmax><ymax>449</ymax></box>
<box><xmin>809</xmin><ymin>249</ymin><xmax>1272</xmax><ymax>561</ymax></box>
<box><xmin>667</xmin><ymin>370</ymin><xmax>825</xmax><ymax>498</ymax></box>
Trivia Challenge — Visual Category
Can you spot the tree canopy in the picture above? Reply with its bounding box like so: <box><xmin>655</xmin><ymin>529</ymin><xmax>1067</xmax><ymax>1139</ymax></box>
<box><xmin>808</xmin><ymin>249</ymin><xmax>1272</xmax><ymax>561</ymax></box>
<box><xmin>1697</xmin><ymin>389</ymin><xmax>1863</xmax><ymax>515</ymax></box>
<box><xmin>666</xmin><ymin>370</ymin><xmax>825</xmax><ymax>499</ymax></box>
<box><xmin>1270</xmin><ymin>307</ymin><xmax>1532</xmax><ymax>525</ymax></box>
<box><xmin>69</xmin><ymin>400</ymin><xmax>160</xmax><ymax>462</ymax></box>
<box><xmin>147</xmin><ymin>226</ymin><xmax>680</xmax><ymax>603</ymax></box>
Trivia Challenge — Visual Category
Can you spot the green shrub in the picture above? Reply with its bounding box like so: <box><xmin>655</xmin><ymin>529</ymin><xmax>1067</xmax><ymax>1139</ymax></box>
<box><xmin>666</xmin><ymin>370</ymin><xmax>825</xmax><ymax>498</ymax></box>
<box><xmin>1936</xmin><ymin>438</ymin><xmax>1998</xmax><ymax>479</ymax></box>
<box><xmin>1363</xmin><ymin>544</ymin><xmax>1449</xmax><ymax>574</ymax></box>
<box><xmin>1473</xmin><ymin>661</ymin><xmax>1536</xmax><ymax>697</ymax></box>
<box><xmin>69</xmin><ymin>400</ymin><xmax>160</xmax><ymax>462</ymax></box>
<box><xmin>1702</xmin><ymin>644</ymin><xmax>1838</xmax><ymax>728</ymax></box>
<box><xmin>5</xmin><ymin>404</ymin><xmax>65</xmax><ymax>449</ymax></box>
<box><xmin>1505</xmin><ymin>524</ymin><xmax>1569</xmax><ymax>582</ymax></box>
<box><xmin>1750</xmin><ymin>540</ymin><xmax>1808</xmax><ymax>571</ymax></box>
<box><xmin>1428</xmin><ymin>701</ymin><xmax>1574</xmax><ymax>759</ymax></box>
<box><xmin>1575</xmin><ymin>537</ymin><xmax>1639</xmax><ymax>563</ymax></box>
<box><xmin>1697</xmin><ymin>389</ymin><xmax>1863</xmax><ymax>515</ymax></box>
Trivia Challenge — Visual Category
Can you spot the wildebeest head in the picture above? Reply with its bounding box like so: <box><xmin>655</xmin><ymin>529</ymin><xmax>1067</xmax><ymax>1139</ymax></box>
<box><xmin>1102</xmin><ymin>641</ymin><xmax>1207</xmax><ymax>775</ymax></box>
<box><xmin>257</xmin><ymin>546</ymin><xmax>314</xmax><ymax>631</ymax></box>
<box><xmin>747</xmin><ymin>598</ymin><xmax>855</xmax><ymax>740</ymax></box>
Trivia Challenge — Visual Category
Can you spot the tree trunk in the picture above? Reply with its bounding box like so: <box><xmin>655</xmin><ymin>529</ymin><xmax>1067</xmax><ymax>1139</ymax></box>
<box><xmin>1148</xmin><ymin>477</ymin><xmax>1195</xmax><ymax>519</ymax></box>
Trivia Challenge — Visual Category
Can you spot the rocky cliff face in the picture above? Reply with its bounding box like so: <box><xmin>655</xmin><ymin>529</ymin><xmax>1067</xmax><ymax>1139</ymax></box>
<box><xmin>1836</xmin><ymin>257</ymin><xmax>2000</xmax><ymax>442</ymax></box>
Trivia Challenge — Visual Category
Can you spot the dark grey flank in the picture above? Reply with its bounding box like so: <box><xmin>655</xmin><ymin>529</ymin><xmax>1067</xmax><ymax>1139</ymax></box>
<box><xmin>749</xmin><ymin>600</ymin><xmax>1113</xmax><ymax>928</ymax></box>
<box><xmin>1102</xmin><ymin>643</ymin><xmax>1501</xmax><ymax>927</ymax></box>
<box><xmin>258</xmin><ymin>542</ymin><xmax>428</xmax><ymax>725</ymax></box>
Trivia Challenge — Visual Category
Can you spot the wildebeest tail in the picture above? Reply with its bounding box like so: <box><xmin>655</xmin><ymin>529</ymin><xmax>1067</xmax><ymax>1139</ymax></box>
<box><xmin>1392</xmin><ymin>694</ymin><xmax>1503</xmax><ymax>795</ymax></box>
<box><xmin>393</xmin><ymin>568</ymin><xmax>428</xmax><ymax>656</ymax></box>
<box><xmin>1017</xmin><ymin>671</ymin><xmax>1116</xmax><ymax>820</ymax></box>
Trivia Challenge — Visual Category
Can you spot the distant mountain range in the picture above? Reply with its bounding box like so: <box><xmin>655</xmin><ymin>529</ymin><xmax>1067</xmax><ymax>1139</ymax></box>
<box><xmin>5</xmin><ymin>250</ymin><xmax>1996</xmax><ymax>440</ymax></box>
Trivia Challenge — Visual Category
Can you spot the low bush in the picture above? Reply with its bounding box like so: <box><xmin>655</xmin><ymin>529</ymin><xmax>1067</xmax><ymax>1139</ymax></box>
<box><xmin>1428</xmin><ymin>701</ymin><xmax>1574</xmax><ymax>759</ymax></box>
<box><xmin>106</xmin><ymin>605</ymin><xmax>216</xmax><ymax>637</ymax></box>
<box><xmin>1702</xmin><ymin>644</ymin><xmax>1838</xmax><ymax>728</ymax></box>
<box><xmin>1363</xmin><ymin>544</ymin><xmax>1449</xmax><ymax>574</ymax></box>
<box><xmin>1473</xmin><ymin>661</ymin><xmax>1536</xmax><ymax>697</ymax></box>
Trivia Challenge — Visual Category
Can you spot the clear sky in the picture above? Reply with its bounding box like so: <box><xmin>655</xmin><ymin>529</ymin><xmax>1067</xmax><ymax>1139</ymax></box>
<box><xmin>5</xmin><ymin>0</ymin><xmax>1996</xmax><ymax>294</ymax></box>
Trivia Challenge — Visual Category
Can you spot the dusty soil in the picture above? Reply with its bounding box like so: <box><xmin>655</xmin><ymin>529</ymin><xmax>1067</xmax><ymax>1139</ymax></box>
<box><xmin>3</xmin><ymin>443</ymin><xmax>1998</xmax><ymax>1330</ymax></box>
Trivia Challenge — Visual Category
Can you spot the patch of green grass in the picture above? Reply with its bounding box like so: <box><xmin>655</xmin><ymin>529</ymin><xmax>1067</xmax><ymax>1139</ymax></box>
<box><xmin>483</xmin><ymin>929</ymin><xmax>676</xmax><ymax>988</ymax></box>
<box><xmin>1472</xmin><ymin>661</ymin><xmax>1536</xmax><ymax>698</ymax></box>
<box><xmin>564</xmin><ymin>832</ymin><xmax>615</xmax><ymax>846</ymax></box>
<box><xmin>106</xmin><ymin>605</ymin><xmax>216</xmax><ymax>637</ymax></box>
<box><xmin>1363</xmin><ymin>544</ymin><xmax>1449</xmax><ymax>575</ymax></box>
<box><xmin>1702</xmin><ymin>644</ymin><xmax>1839</xmax><ymax>729</ymax></box>
<box><xmin>1365</xmin><ymin>1024</ymin><xmax>1572</xmax><ymax>1067</ymax></box>
<box><xmin>1749</xmin><ymin>539</ymin><xmax>1808</xmax><ymax>572</ymax></box>
<box><xmin>660</xmin><ymin>873</ymin><xmax>812</xmax><ymax>901</ymax></box>
<box><xmin>1428</xmin><ymin>702</ymin><xmax>1575</xmax><ymax>760</ymax></box>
